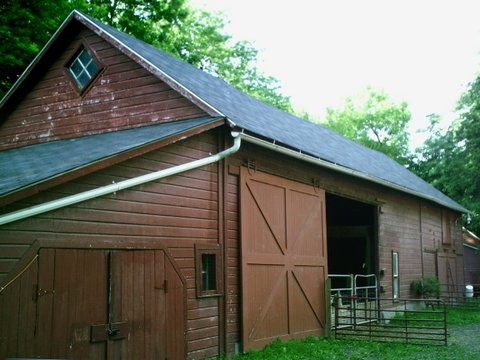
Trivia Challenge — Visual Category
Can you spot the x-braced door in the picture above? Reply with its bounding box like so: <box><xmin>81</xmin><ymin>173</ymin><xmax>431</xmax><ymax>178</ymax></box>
<box><xmin>241</xmin><ymin>168</ymin><xmax>328</xmax><ymax>350</ymax></box>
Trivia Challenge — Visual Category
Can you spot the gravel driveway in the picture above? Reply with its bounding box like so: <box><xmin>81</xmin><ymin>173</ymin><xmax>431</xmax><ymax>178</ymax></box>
<box><xmin>448</xmin><ymin>324</ymin><xmax>480</xmax><ymax>356</ymax></box>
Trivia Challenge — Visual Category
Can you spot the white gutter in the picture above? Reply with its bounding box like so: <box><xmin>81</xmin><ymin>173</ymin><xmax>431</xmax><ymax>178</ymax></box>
<box><xmin>0</xmin><ymin>132</ymin><xmax>241</xmax><ymax>226</ymax></box>
<box><xmin>239</xmin><ymin>133</ymin><xmax>467</xmax><ymax>213</ymax></box>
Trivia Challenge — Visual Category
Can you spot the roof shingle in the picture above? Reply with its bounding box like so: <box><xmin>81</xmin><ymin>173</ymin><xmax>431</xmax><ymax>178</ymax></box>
<box><xmin>0</xmin><ymin>10</ymin><xmax>467</xmax><ymax>213</ymax></box>
<box><xmin>0</xmin><ymin>117</ymin><xmax>220</xmax><ymax>196</ymax></box>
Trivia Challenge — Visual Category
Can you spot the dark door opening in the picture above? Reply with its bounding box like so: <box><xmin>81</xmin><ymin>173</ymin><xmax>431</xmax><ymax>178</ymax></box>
<box><xmin>326</xmin><ymin>193</ymin><xmax>377</xmax><ymax>278</ymax></box>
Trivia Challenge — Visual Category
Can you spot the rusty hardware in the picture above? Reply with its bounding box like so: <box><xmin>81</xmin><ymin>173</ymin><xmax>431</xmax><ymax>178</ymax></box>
<box><xmin>107</xmin><ymin>324</ymin><xmax>120</xmax><ymax>337</ymax></box>
<box><xmin>91</xmin><ymin>322</ymin><xmax>128</xmax><ymax>342</ymax></box>
<box><xmin>312</xmin><ymin>178</ymin><xmax>321</xmax><ymax>193</ymax></box>
<box><xmin>32</xmin><ymin>285</ymin><xmax>55</xmax><ymax>301</ymax></box>
<box><xmin>246</xmin><ymin>159</ymin><xmax>257</xmax><ymax>175</ymax></box>
<box><xmin>155</xmin><ymin>279</ymin><xmax>168</xmax><ymax>293</ymax></box>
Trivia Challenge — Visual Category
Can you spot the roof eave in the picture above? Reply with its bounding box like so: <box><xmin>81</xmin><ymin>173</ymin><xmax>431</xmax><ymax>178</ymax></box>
<box><xmin>239</xmin><ymin>131</ymin><xmax>468</xmax><ymax>214</ymax></box>
<box><xmin>0</xmin><ymin>117</ymin><xmax>225</xmax><ymax>207</ymax></box>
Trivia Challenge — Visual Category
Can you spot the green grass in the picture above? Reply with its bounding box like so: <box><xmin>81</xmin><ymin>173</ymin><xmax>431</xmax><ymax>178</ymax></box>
<box><xmin>224</xmin><ymin>308</ymin><xmax>480</xmax><ymax>360</ymax></box>
<box><xmin>447</xmin><ymin>306</ymin><xmax>480</xmax><ymax>325</ymax></box>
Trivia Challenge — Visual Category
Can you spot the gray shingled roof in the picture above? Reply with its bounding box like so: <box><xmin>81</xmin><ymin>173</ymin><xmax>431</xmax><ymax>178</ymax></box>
<box><xmin>0</xmin><ymin>117</ymin><xmax>220</xmax><ymax>196</ymax></box>
<box><xmin>77</xmin><ymin>12</ymin><xmax>467</xmax><ymax>213</ymax></box>
<box><xmin>0</xmin><ymin>11</ymin><xmax>467</xmax><ymax>213</ymax></box>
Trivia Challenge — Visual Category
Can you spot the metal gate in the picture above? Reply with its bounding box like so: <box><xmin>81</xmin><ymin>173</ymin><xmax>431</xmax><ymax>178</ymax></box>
<box><xmin>329</xmin><ymin>273</ymin><xmax>378</xmax><ymax>328</ymax></box>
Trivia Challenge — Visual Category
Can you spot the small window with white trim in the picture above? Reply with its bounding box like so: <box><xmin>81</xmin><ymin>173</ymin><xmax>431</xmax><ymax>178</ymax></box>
<box><xmin>67</xmin><ymin>47</ymin><xmax>101</xmax><ymax>92</ymax></box>
<box><xmin>392</xmin><ymin>251</ymin><xmax>399</xmax><ymax>301</ymax></box>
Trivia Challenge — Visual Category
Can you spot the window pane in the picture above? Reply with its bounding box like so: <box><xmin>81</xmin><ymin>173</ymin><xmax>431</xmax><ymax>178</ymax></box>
<box><xmin>201</xmin><ymin>254</ymin><xmax>216</xmax><ymax>291</ymax></box>
<box><xmin>393</xmin><ymin>278</ymin><xmax>399</xmax><ymax>299</ymax></box>
<box><xmin>392</xmin><ymin>253</ymin><xmax>399</xmax><ymax>277</ymax></box>
<box><xmin>86</xmin><ymin>60</ymin><xmax>99</xmax><ymax>76</ymax></box>
<box><xmin>76</xmin><ymin>71</ymin><xmax>90</xmax><ymax>89</ymax></box>
<box><xmin>70</xmin><ymin>59</ymin><xmax>83</xmax><ymax>77</ymax></box>
<box><xmin>78</xmin><ymin>49</ymin><xmax>91</xmax><ymax>65</ymax></box>
<box><xmin>68</xmin><ymin>48</ymin><xmax>100</xmax><ymax>91</ymax></box>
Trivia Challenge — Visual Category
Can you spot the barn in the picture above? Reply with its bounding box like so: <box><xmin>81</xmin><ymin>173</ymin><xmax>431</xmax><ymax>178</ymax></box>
<box><xmin>0</xmin><ymin>10</ymin><xmax>467</xmax><ymax>359</ymax></box>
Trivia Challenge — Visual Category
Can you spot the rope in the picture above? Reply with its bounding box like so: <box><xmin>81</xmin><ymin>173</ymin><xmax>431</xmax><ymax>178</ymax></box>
<box><xmin>0</xmin><ymin>254</ymin><xmax>38</xmax><ymax>294</ymax></box>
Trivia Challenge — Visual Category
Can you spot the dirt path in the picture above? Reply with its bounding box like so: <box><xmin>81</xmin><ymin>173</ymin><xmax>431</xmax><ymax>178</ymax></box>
<box><xmin>448</xmin><ymin>324</ymin><xmax>480</xmax><ymax>355</ymax></box>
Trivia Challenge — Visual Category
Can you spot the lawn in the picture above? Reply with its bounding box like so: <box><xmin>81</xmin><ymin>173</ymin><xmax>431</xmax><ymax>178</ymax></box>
<box><xmin>225</xmin><ymin>308</ymin><xmax>480</xmax><ymax>360</ymax></box>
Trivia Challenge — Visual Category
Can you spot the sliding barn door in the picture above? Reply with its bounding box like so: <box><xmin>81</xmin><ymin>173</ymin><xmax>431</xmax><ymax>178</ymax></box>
<box><xmin>240</xmin><ymin>168</ymin><xmax>328</xmax><ymax>350</ymax></box>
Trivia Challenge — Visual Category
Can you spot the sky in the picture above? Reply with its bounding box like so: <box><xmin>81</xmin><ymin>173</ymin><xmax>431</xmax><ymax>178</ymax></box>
<box><xmin>189</xmin><ymin>0</ymin><xmax>480</xmax><ymax>148</ymax></box>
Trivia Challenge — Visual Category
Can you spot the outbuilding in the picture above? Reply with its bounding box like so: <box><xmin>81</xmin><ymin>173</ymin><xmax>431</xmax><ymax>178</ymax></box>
<box><xmin>0</xmin><ymin>10</ymin><xmax>467</xmax><ymax>359</ymax></box>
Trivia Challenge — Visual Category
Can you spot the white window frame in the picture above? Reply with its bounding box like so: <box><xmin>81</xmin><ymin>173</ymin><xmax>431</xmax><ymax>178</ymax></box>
<box><xmin>392</xmin><ymin>251</ymin><xmax>399</xmax><ymax>301</ymax></box>
<box><xmin>67</xmin><ymin>48</ymin><xmax>100</xmax><ymax>91</ymax></box>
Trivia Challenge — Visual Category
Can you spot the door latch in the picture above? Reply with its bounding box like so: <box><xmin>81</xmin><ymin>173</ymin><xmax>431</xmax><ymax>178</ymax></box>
<box><xmin>107</xmin><ymin>324</ymin><xmax>120</xmax><ymax>337</ymax></box>
<box><xmin>91</xmin><ymin>322</ymin><xmax>128</xmax><ymax>342</ymax></box>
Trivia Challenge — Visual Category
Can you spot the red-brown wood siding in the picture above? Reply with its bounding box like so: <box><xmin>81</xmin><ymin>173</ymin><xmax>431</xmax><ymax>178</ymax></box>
<box><xmin>221</xmin><ymin>141</ymin><xmax>464</xmax><ymax>352</ymax></box>
<box><xmin>0</xmin><ymin>131</ymin><xmax>221</xmax><ymax>359</ymax></box>
<box><xmin>421</xmin><ymin>202</ymin><xmax>443</xmax><ymax>277</ymax></box>
<box><xmin>379</xmin><ymin>195</ymin><xmax>423</xmax><ymax>298</ymax></box>
<box><xmin>225</xmin><ymin>171</ymin><xmax>240</xmax><ymax>355</ymax></box>
<box><xmin>0</xmin><ymin>27</ymin><xmax>208</xmax><ymax>150</ymax></box>
<box><xmin>1</xmin><ymin>131</ymin><xmax>465</xmax><ymax>357</ymax></box>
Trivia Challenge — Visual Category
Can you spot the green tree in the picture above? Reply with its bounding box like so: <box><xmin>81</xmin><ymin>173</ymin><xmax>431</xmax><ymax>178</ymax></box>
<box><xmin>0</xmin><ymin>0</ymin><xmax>292</xmax><ymax>112</ymax></box>
<box><xmin>323</xmin><ymin>87</ymin><xmax>412</xmax><ymax>165</ymax></box>
<box><xmin>411</xmin><ymin>75</ymin><xmax>480</xmax><ymax>234</ymax></box>
<box><xmin>0</xmin><ymin>0</ymin><xmax>72</xmax><ymax>96</ymax></box>
<box><xmin>160</xmin><ymin>9</ymin><xmax>293</xmax><ymax>112</ymax></box>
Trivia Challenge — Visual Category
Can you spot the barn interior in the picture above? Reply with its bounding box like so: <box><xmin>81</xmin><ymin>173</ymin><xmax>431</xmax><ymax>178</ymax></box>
<box><xmin>326</xmin><ymin>193</ymin><xmax>377</xmax><ymax>288</ymax></box>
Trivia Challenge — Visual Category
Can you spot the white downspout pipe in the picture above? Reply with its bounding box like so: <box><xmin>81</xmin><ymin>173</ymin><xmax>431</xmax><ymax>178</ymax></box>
<box><xmin>0</xmin><ymin>132</ymin><xmax>241</xmax><ymax>226</ymax></box>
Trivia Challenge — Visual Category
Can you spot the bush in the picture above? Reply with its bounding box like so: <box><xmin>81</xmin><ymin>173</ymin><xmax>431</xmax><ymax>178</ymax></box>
<box><xmin>410</xmin><ymin>277</ymin><xmax>441</xmax><ymax>298</ymax></box>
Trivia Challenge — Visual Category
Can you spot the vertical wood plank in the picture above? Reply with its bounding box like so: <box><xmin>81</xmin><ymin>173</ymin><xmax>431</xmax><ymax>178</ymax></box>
<box><xmin>0</xmin><ymin>267</ymin><xmax>21</xmax><ymax>358</ymax></box>
<box><xmin>35</xmin><ymin>248</ymin><xmax>55</xmax><ymax>357</ymax></box>
<box><xmin>16</xmin><ymin>256</ymin><xmax>38</xmax><ymax>357</ymax></box>
<box><xmin>133</xmin><ymin>250</ymin><xmax>146</xmax><ymax>359</ymax></box>
<box><xmin>144</xmin><ymin>250</ymin><xmax>154</xmax><ymax>358</ymax></box>
<box><xmin>166</xmin><ymin>255</ymin><xmax>185</xmax><ymax>359</ymax></box>
<box><xmin>154</xmin><ymin>250</ymin><xmax>166</xmax><ymax>359</ymax></box>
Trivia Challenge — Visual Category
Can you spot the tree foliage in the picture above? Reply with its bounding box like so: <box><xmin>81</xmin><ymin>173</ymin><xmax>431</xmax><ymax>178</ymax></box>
<box><xmin>0</xmin><ymin>0</ymin><xmax>72</xmax><ymax>95</ymax></box>
<box><xmin>412</xmin><ymin>76</ymin><xmax>480</xmax><ymax>234</ymax></box>
<box><xmin>323</xmin><ymin>87</ymin><xmax>412</xmax><ymax>165</ymax></box>
<box><xmin>0</xmin><ymin>0</ymin><xmax>292</xmax><ymax>112</ymax></box>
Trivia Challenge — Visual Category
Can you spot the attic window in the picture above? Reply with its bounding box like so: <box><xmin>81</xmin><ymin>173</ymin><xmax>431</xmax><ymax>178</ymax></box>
<box><xmin>67</xmin><ymin>47</ymin><xmax>100</xmax><ymax>91</ymax></box>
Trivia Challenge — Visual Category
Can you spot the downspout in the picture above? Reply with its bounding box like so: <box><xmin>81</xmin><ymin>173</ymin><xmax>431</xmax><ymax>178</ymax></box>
<box><xmin>0</xmin><ymin>131</ymin><xmax>241</xmax><ymax>226</ymax></box>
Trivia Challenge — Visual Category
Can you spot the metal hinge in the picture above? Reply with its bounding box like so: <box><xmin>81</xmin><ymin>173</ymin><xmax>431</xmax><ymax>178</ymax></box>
<box><xmin>247</xmin><ymin>159</ymin><xmax>257</xmax><ymax>175</ymax></box>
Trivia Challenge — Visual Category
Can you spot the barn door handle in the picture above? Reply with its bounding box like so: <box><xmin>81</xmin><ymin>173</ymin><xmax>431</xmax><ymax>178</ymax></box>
<box><xmin>107</xmin><ymin>325</ymin><xmax>120</xmax><ymax>337</ymax></box>
<box><xmin>91</xmin><ymin>322</ymin><xmax>127</xmax><ymax>342</ymax></box>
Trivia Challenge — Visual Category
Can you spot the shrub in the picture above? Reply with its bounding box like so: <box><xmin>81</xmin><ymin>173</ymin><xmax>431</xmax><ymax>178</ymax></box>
<box><xmin>410</xmin><ymin>277</ymin><xmax>441</xmax><ymax>298</ymax></box>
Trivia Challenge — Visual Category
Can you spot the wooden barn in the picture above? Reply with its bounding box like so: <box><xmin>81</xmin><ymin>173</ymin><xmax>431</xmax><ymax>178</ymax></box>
<box><xmin>0</xmin><ymin>10</ymin><xmax>468</xmax><ymax>359</ymax></box>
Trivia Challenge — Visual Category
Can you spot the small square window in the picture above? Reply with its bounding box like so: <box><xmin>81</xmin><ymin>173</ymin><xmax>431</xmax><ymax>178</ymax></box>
<box><xmin>67</xmin><ymin>47</ymin><xmax>100</xmax><ymax>92</ymax></box>
<box><xmin>195</xmin><ymin>244</ymin><xmax>223</xmax><ymax>298</ymax></box>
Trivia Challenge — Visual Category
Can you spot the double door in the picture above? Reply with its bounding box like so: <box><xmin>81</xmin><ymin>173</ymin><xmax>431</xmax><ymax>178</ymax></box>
<box><xmin>31</xmin><ymin>248</ymin><xmax>184</xmax><ymax>359</ymax></box>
